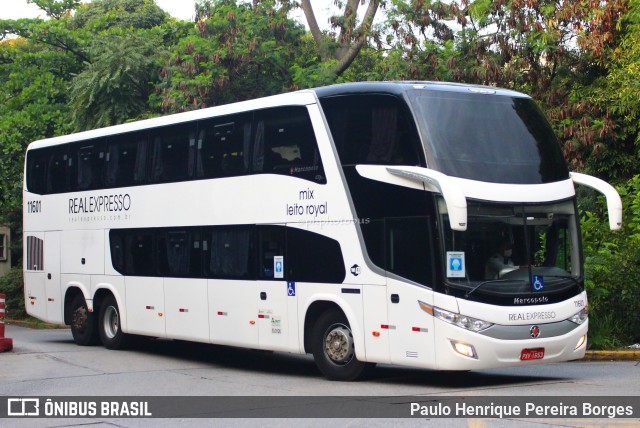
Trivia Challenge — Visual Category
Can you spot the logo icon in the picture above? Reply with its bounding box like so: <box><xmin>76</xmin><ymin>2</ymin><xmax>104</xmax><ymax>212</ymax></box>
<box><xmin>8</xmin><ymin>398</ymin><xmax>40</xmax><ymax>416</ymax></box>
<box><xmin>530</xmin><ymin>325</ymin><xmax>541</xmax><ymax>338</ymax></box>
<box><xmin>350</xmin><ymin>264</ymin><xmax>361</xmax><ymax>276</ymax></box>
<box><xmin>287</xmin><ymin>282</ymin><xmax>296</xmax><ymax>297</ymax></box>
<box><xmin>532</xmin><ymin>275</ymin><xmax>544</xmax><ymax>292</ymax></box>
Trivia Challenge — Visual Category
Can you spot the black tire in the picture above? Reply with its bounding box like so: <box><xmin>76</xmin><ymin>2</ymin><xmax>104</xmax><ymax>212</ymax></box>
<box><xmin>70</xmin><ymin>294</ymin><xmax>99</xmax><ymax>346</ymax></box>
<box><xmin>312</xmin><ymin>308</ymin><xmax>369</xmax><ymax>381</ymax></box>
<box><xmin>98</xmin><ymin>295</ymin><xmax>129</xmax><ymax>350</ymax></box>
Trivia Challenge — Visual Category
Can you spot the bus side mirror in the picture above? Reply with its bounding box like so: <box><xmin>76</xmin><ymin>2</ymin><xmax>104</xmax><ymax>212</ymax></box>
<box><xmin>355</xmin><ymin>165</ymin><xmax>468</xmax><ymax>231</ymax></box>
<box><xmin>570</xmin><ymin>172</ymin><xmax>623</xmax><ymax>230</ymax></box>
<box><xmin>386</xmin><ymin>167</ymin><xmax>468</xmax><ymax>231</ymax></box>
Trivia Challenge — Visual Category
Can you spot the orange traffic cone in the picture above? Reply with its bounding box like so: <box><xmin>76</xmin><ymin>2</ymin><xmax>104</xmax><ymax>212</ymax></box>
<box><xmin>0</xmin><ymin>293</ymin><xmax>13</xmax><ymax>352</ymax></box>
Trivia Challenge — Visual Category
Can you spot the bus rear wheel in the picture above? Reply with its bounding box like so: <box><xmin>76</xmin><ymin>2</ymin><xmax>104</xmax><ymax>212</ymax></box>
<box><xmin>312</xmin><ymin>308</ymin><xmax>368</xmax><ymax>381</ymax></box>
<box><xmin>70</xmin><ymin>294</ymin><xmax>99</xmax><ymax>346</ymax></box>
<box><xmin>98</xmin><ymin>295</ymin><xmax>129</xmax><ymax>350</ymax></box>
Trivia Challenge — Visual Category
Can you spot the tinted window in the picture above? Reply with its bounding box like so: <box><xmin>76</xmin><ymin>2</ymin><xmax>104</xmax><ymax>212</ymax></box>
<box><xmin>253</xmin><ymin>107</ymin><xmax>326</xmax><ymax>183</ymax></box>
<box><xmin>150</xmin><ymin>124</ymin><xmax>197</xmax><ymax>183</ymax></box>
<box><xmin>124</xmin><ymin>232</ymin><xmax>155</xmax><ymax>276</ymax></box>
<box><xmin>321</xmin><ymin>95</ymin><xmax>424</xmax><ymax>167</ymax></box>
<box><xmin>258</xmin><ymin>226</ymin><xmax>285</xmax><ymax>280</ymax></box>
<box><xmin>105</xmin><ymin>131</ymin><xmax>148</xmax><ymax>187</ymax></box>
<box><xmin>157</xmin><ymin>229</ymin><xmax>202</xmax><ymax>277</ymax></box>
<box><xmin>409</xmin><ymin>91</ymin><xmax>569</xmax><ymax>184</ymax></box>
<box><xmin>197</xmin><ymin>114</ymin><xmax>252</xmax><ymax>178</ymax></box>
<box><xmin>26</xmin><ymin>149</ymin><xmax>47</xmax><ymax>195</ymax></box>
<box><xmin>204</xmin><ymin>226</ymin><xmax>254</xmax><ymax>279</ymax></box>
<box><xmin>342</xmin><ymin>168</ymin><xmax>436</xmax><ymax>285</ymax></box>
<box><xmin>46</xmin><ymin>148</ymin><xmax>71</xmax><ymax>194</ymax></box>
<box><xmin>73</xmin><ymin>140</ymin><xmax>106</xmax><ymax>191</ymax></box>
<box><xmin>109</xmin><ymin>225</ymin><xmax>346</xmax><ymax>283</ymax></box>
<box><xmin>110</xmin><ymin>231</ymin><xmax>125</xmax><ymax>273</ymax></box>
<box><xmin>385</xmin><ymin>217</ymin><xmax>433</xmax><ymax>285</ymax></box>
<box><xmin>287</xmin><ymin>227</ymin><xmax>345</xmax><ymax>283</ymax></box>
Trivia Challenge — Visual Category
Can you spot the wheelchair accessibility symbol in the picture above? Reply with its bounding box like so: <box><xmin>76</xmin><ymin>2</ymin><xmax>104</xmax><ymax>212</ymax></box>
<box><xmin>532</xmin><ymin>275</ymin><xmax>544</xmax><ymax>292</ymax></box>
<box><xmin>287</xmin><ymin>282</ymin><xmax>296</xmax><ymax>297</ymax></box>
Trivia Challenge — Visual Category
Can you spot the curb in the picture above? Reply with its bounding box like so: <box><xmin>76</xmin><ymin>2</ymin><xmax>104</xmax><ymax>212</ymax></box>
<box><xmin>583</xmin><ymin>351</ymin><xmax>640</xmax><ymax>361</ymax></box>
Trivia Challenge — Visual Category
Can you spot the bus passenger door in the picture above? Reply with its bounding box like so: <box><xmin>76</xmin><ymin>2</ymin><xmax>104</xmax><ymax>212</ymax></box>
<box><xmin>205</xmin><ymin>227</ymin><xmax>259</xmax><ymax>348</ymax></box>
<box><xmin>385</xmin><ymin>217</ymin><xmax>436</xmax><ymax>368</ymax></box>
<box><xmin>162</xmin><ymin>230</ymin><xmax>209</xmax><ymax>343</ymax></box>
<box><xmin>123</xmin><ymin>232</ymin><xmax>165</xmax><ymax>338</ymax></box>
<box><xmin>256</xmin><ymin>226</ymin><xmax>292</xmax><ymax>352</ymax></box>
<box><xmin>256</xmin><ymin>279</ymin><xmax>291</xmax><ymax>351</ymax></box>
<box><xmin>387</xmin><ymin>278</ymin><xmax>436</xmax><ymax>367</ymax></box>
<box><xmin>44</xmin><ymin>231</ymin><xmax>63</xmax><ymax>324</ymax></box>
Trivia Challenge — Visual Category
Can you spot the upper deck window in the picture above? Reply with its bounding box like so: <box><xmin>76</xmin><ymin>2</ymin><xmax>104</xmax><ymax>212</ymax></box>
<box><xmin>408</xmin><ymin>90</ymin><xmax>569</xmax><ymax>184</ymax></box>
<box><xmin>25</xmin><ymin>106</ymin><xmax>326</xmax><ymax>195</ymax></box>
<box><xmin>320</xmin><ymin>94</ymin><xmax>425</xmax><ymax>167</ymax></box>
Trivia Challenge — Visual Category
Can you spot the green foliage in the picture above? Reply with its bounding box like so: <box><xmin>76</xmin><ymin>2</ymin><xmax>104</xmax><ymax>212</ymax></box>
<box><xmin>0</xmin><ymin>37</ymin><xmax>72</xmax><ymax>234</ymax></box>
<box><xmin>384</xmin><ymin>0</ymin><xmax>631</xmax><ymax>177</ymax></box>
<box><xmin>0</xmin><ymin>0</ymin><xmax>177</xmax><ymax>237</ymax></box>
<box><xmin>68</xmin><ymin>29</ymin><xmax>167</xmax><ymax>130</ymax></box>
<box><xmin>581</xmin><ymin>175</ymin><xmax>640</xmax><ymax>348</ymax></box>
<box><xmin>0</xmin><ymin>0</ymin><xmax>639</xmax><ymax>351</ymax></box>
<box><xmin>72</xmin><ymin>0</ymin><xmax>168</xmax><ymax>31</ymax></box>
<box><xmin>158</xmin><ymin>0</ymin><xmax>305</xmax><ymax>112</ymax></box>
<box><xmin>28</xmin><ymin>0</ymin><xmax>81</xmax><ymax>19</ymax></box>
<box><xmin>0</xmin><ymin>267</ymin><xmax>25</xmax><ymax>318</ymax></box>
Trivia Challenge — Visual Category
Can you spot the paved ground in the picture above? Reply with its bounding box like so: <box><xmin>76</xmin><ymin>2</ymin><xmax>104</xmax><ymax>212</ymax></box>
<box><xmin>1</xmin><ymin>325</ymin><xmax>639</xmax><ymax>427</ymax></box>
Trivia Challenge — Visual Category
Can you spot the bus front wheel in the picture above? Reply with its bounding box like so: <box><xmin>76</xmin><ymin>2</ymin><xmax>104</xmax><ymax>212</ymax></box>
<box><xmin>70</xmin><ymin>294</ymin><xmax>99</xmax><ymax>346</ymax></box>
<box><xmin>98</xmin><ymin>295</ymin><xmax>129</xmax><ymax>350</ymax></box>
<box><xmin>312</xmin><ymin>308</ymin><xmax>368</xmax><ymax>381</ymax></box>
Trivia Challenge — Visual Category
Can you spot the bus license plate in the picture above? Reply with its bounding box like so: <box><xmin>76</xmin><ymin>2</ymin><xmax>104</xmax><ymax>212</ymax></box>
<box><xmin>520</xmin><ymin>348</ymin><xmax>545</xmax><ymax>361</ymax></box>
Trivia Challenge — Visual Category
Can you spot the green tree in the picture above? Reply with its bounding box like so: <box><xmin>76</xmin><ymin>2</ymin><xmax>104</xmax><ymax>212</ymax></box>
<box><xmin>582</xmin><ymin>0</ymin><xmax>640</xmax><ymax>181</ymax></box>
<box><xmin>581</xmin><ymin>175</ymin><xmax>640</xmax><ymax>347</ymax></box>
<box><xmin>27</xmin><ymin>0</ymin><xmax>81</xmax><ymax>19</ymax></box>
<box><xmin>158</xmin><ymin>0</ymin><xmax>305</xmax><ymax>112</ymax></box>
<box><xmin>384</xmin><ymin>0</ymin><xmax>629</xmax><ymax>176</ymax></box>
<box><xmin>72</xmin><ymin>0</ymin><xmax>168</xmax><ymax>31</ymax></box>
<box><xmin>299</xmin><ymin>0</ymin><xmax>382</xmax><ymax>83</ymax></box>
<box><xmin>0</xmin><ymin>0</ymin><xmax>179</xmax><ymax>248</ymax></box>
<box><xmin>68</xmin><ymin>30</ymin><xmax>167</xmax><ymax>130</ymax></box>
<box><xmin>0</xmin><ymin>38</ymin><xmax>72</xmax><ymax>252</ymax></box>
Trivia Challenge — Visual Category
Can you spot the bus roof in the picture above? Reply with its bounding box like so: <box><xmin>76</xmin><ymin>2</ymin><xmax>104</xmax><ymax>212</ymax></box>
<box><xmin>311</xmin><ymin>81</ymin><xmax>529</xmax><ymax>99</ymax></box>
<box><xmin>27</xmin><ymin>81</ymin><xmax>528</xmax><ymax>151</ymax></box>
<box><xmin>27</xmin><ymin>90</ymin><xmax>319</xmax><ymax>150</ymax></box>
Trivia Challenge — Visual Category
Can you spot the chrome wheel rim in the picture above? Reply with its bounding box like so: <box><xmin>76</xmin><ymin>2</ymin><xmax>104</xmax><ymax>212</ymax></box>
<box><xmin>103</xmin><ymin>305</ymin><xmax>119</xmax><ymax>339</ymax></box>
<box><xmin>323</xmin><ymin>324</ymin><xmax>354</xmax><ymax>365</ymax></box>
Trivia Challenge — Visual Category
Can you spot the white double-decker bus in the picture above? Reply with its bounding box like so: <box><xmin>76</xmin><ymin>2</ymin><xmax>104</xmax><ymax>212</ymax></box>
<box><xmin>23</xmin><ymin>82</ymin><xmax>621</xmax><ymax>380</ymax></box>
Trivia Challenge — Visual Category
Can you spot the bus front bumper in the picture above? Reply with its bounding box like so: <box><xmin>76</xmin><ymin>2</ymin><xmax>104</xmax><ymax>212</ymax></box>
<box><xmin>433</xmin><ymin>318</ymin><xmax>588</xmax><ymax>371</ymax></box>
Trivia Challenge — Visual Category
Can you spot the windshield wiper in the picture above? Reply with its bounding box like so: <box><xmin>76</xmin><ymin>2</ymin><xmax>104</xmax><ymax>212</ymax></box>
<box><xmin>464</xmin><ymin>279</ymin><xmax>528</xmax><ymax>299</ymax></box>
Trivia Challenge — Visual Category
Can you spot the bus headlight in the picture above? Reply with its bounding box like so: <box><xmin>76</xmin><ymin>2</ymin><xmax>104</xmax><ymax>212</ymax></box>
<box><xmin>450</xmin><ymin>340</ymin><xmax>478</xmax><ymax>359</ymax></box>
<box><xmin>568</xmin><ymin>307</ymin><xmax>588</xmax><ymax>325</ymax></box>
<box><xmin>432</xmin><ymin>307</ymin><xmax>493</xmax><ymax>332</ymax></box>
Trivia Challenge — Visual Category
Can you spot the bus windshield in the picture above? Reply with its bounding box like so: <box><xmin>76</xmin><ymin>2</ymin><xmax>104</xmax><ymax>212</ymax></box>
<box><xmin>438</xmin><ymin>198</ymin><xmax>582</xmax><ymax>297</ymax></box>
<box><xmin>408</xmin><ymin>89</ymin><xmax>569</xmax><ymax>184</ymax></box>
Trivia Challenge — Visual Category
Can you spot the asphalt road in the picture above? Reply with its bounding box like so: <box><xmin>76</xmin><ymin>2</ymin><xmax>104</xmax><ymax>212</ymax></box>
<box><xmin>1</xmin><ymin>324</ymin><xmax>639</xmax><ymax>427</ymax></box>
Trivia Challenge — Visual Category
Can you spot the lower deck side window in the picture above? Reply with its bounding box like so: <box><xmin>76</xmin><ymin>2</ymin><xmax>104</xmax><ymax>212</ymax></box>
<box><xmin>109</xmin><ymin>225</ymin><xmax>345</xmax><ymax>283</ymax></box>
